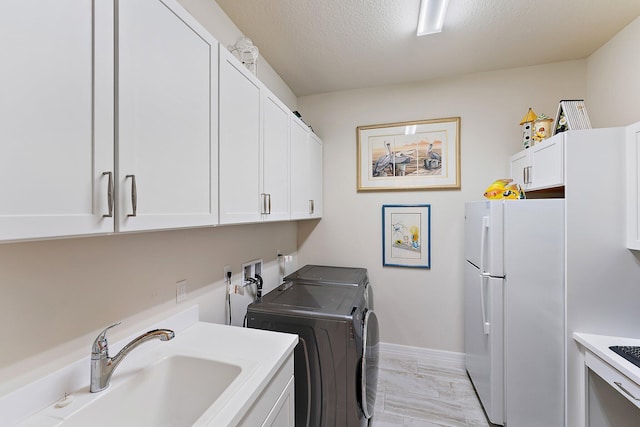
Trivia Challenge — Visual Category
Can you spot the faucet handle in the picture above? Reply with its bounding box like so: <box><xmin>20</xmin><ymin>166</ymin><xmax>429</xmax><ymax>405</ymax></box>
<box><xmin>91</xmin><ymin>322</ymin><xmax>121</xmax><ymax>358</ymax></box>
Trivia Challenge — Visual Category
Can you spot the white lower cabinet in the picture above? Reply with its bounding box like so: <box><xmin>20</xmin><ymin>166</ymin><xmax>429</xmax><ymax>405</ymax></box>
<box><xmin>239</xmin><ymin>354</ymin><xmax>295</xmax><ymax>427</ymax></box>
<box><xmin>262</xmin><ymin>376</ymin><xmax>295</xmax><ymax>427</ymax></box>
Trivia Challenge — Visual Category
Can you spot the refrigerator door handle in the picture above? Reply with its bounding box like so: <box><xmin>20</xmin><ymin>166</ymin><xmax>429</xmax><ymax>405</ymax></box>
<box><xmin>480</xmin><ymin>274</ymin><xmax>491</xmax><ymax>335</ymax></box>
<box><xmin>479</xmin><ymin>216</ymin><xmax>490</xmax><ymax>275</ymax></box>
<box><xmin>479</xmin><ymin>216</ymin><xmax>491</xmax><ymax>335</ymax></box>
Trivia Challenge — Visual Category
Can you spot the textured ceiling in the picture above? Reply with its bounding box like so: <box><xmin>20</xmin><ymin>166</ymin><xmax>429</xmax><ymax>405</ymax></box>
<box><xmin>216</xmin><ymin>0</ymin><xmax>640</xmax><ymax>96</ymax></box>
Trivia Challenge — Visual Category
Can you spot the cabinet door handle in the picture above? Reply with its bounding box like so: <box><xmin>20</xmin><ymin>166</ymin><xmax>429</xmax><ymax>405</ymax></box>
<box><xmin>267</xmin><ymin>193</ymin><xmax>271</xmax><ymax>214</ymax></box>
<box><xmin>309</xmin><ymin>199</ymin><xmax>314</xmax><ymax>215</ymax></box>
<box><xmin>126</xmin><ymin>174</ymin><xmax>137</xmax><ymax>217</ymax></box>
<box><xmin>614</xmin><ymin>381</ymin><xmax>640</xmax><ymax>401</ymax></box>
<box><xmin>260</xmin><ymin>193</ymin><xmax>267</xmax><ymax>215</ymax></box>
<box><xmin>102</xmin><ymin>171</ymin><xmax>114</xmax><ymax>218</ymax></box>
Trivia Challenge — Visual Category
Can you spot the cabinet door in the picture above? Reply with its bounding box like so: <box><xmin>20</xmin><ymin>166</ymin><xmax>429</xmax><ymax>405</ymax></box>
<box><xmin>509</xmin><ymin>150</ymin><xmax>531</xmax><ymax>190</ymax></box>
<box><xmin>262</xmin><ymin>91</ymin><xmax>290</xmax><ymax>222</ymax></box>
<box><xmin>219</xmin><ymin>48</ymin><xmax>261</xmax><ymax>224</ymax></box>
<box><xmin>0</xmin><ymin>1</ymin><xmax>114</xmax><ymax>241</ymax></box>
<box><xmin>117</xmin><ymin>0</ymin><xmax>218</xmax><ymax>232</ymax></box>
<box><xmin>262</xmin><ymin>376</ymin><xmax>295</xmax><ymax>427</ymax></box>
<box><xmin>309</xmin><ymin>133</ymin><xmax>323</xmax><ymax>218</ymax></box>
<box><xmin>627</xmin><ymin>122</ymin><xmax>640</xmax><ymax>250</ymax></box>
<box><xmin>290</xmin><ymin>117</ymin><xmax>311</xmax><ymax>219</ymax></box>
<box><xmin>529</xmin><ymin>134</ymin><xmax>564</xmax><ymax>190</ymax></box>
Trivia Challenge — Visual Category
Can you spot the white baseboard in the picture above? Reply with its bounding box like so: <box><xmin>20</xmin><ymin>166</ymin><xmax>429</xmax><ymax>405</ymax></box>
<box><xmin>379</xmin><ymin>342</ymin><xmax>465</xmax><ymax>370</ymax></box>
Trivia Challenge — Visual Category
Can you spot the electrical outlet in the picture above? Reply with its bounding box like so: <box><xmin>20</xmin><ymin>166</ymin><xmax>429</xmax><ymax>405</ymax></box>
<box><xmin>176</xmin><ymin>280</ymin><xmax>188</xmax><ymax>303</ymax></box>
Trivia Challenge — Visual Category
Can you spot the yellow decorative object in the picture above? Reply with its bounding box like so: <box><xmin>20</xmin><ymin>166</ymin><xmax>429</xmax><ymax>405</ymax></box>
<box><xmin>520</xmin><ymin>108</ymin><xmax>538</xmax><ymax>125</ymax></box>
<box><xmin>483</xmin><ymin>179</ymin><xmax>526</xmax><ymax>200</ymax></box>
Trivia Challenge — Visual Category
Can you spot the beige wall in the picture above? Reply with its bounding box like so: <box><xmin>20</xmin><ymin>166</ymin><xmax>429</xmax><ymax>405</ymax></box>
<box><xmin>587</xmin><ymin>16</ymin><xmax>640</xmax><ymax>127</ymax></box>
<box><xmin>0</xmin><ymin>222</ymin><xmax>297</xmax><ymax>387</ymax></box>
<box><xmin>297</xmin><ymin>60</ymin><xmax>587</xmax><ymax>352</ymax></box>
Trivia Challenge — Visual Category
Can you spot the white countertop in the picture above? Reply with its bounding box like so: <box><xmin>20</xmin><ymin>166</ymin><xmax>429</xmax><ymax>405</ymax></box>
<box><xmin>2</xmin><ymin>306</ymin><xmax>297</xmax><ymax>427</ymax></box>
<box><xmin>573</xmin><ymin>332</ymin><xmax>640</xmax><ymax>384</ymax></box>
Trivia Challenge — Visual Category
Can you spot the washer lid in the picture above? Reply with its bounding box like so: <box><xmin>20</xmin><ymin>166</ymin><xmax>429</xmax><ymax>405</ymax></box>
<box><xmin>284</xmin><ymin>265</ymin><xmax>368</xmax><ymax>286</ymax></box>
<box><xmin>255</xmin><ymin>282</ymin><xmax>362</xmax><ymax>317</ymax></box>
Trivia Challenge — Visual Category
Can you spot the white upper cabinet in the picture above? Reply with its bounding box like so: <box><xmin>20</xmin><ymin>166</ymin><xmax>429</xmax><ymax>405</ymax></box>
<box><xmin>218</xmin><ymin>50</ymin><xmax>292</xmax><ymax>224</ymax></box>
<box><xmin>219</xmin><ymin>48</ymin><xmax>262</xmax><ymax>224</ymax></box>
<box><xmin>0</xmin><ymin>1</ymin><xmax>115</xmax><ymax>242</ymax></box>
<box><xmin>290</xmin><ymin>116</ymin><xmax>323</xmax><ymax>220</ymax></box>
<box><xmin>117</xmin><ymin>0</ymin><xmax>219</xmax><ymax>232</ymax></box>
<box><xmin>0</xmin><ymin>0</ymin><xmax>319</xmax><ymax>242</ymax></box>
<box><xmin>308</xmin><ymin>132</ymin><xmax>323</xmax><ymax>219</ymax></box>
<box><xmin>509</xmin><ymin>133</ymin><xmax>564</xmax><ymax>191</ymax></box>
<box><xmin>262</xmin><ymin>90</ymin><xmax>291</xmax><ymax>222</ymax></box>
<box><xmin>626</xmin><ymin>121</ymin><xmax>640</xmax><ymax>250</ymax></box>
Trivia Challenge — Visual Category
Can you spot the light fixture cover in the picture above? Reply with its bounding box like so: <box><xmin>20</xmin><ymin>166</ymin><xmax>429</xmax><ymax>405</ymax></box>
<box><xmin>417</xmin><ymin>0</ymin><xmax>449</xmax><ymax>36</ymax></box>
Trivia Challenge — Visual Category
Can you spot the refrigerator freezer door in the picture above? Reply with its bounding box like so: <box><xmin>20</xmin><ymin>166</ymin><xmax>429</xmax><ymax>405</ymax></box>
<box><xmin>465</xmin><ymin>201</ymin><xmax>504</xmax><ymax>277</ymax></box>
<box><xmin>464</xmin><ymin>261</ymin><xmax>504</xmax><ymax>425</ymax></box>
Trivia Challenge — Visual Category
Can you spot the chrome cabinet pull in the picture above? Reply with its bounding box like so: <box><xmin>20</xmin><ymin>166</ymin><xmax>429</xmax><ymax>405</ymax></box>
<box><xmin>260</xmin><ymin>193</ymin><xmax>272</xmax><ymax>215</ymax></box>
<box><xmin>102</xmin><ymin>171</ymin><xmax>114</xmax><ymax>218</ymax></box>
<box><xmin>614</xmin><ymin>381</ymin><xmax>640</xmax><ymax>401</ymax></box>
<box><xmin>126</xmin><ymin>174</ymin><xmax>137</xmax><ymax>217</ymax></box>
<box><xmin>524</xmin><ymin>166</ymin><xmax>532</xmax><ymax>184</ymax></box>
<box><xmin>309</xmin><ymin>199</ymin><xmax>314</xmax><ymax>214</ymax></box>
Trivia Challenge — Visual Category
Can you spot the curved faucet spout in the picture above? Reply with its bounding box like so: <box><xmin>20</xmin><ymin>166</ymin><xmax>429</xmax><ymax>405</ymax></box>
<box><xmin>90</xmin><ymin>325</ymin><xmax>175</xmax><ymax>393</ymax></box>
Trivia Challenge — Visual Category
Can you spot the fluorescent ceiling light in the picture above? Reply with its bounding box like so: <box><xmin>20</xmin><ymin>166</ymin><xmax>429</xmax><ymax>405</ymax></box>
<box><xmin>417</xmin><ymin>0</ymin><xmax>449</xmax><ymax>36</ymax></box>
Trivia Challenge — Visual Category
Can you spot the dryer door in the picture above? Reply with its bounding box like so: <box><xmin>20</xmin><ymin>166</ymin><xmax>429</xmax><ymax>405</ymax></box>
<box><xmin>360</xmin><ymin>309</ymin><xmax>379</xmax><ymax>419</ymax></box>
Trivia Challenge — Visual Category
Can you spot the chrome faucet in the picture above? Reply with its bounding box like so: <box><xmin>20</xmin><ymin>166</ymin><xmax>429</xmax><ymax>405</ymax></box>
<box><xmin>90</xmin><ymin>322</ymin><xmax>175</xmax><ymax>393</ymax></box>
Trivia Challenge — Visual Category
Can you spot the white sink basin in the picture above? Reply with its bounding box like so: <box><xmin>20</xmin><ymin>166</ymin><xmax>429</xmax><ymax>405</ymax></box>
<box><xmin>3</xmin><ymin>309</ymin><xmax>297</xmax><ymax>427</ymax></box>
<box><xmin>63</xmin><ymin>355</ymin><xmax>241</xmax><ymax>427</ymax></box>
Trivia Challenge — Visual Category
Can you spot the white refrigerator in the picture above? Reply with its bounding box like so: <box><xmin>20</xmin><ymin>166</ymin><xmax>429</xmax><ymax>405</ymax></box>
<box><xmin>464</xmin><ymin>200</ymin><xmax>565</xmax><ymax>426</ymax></box>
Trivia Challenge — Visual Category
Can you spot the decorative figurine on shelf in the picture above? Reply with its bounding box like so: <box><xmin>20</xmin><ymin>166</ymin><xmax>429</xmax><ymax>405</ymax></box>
<box><xmin>533</xmin><ymin>113</ymin><xmax>554</xmax><ymax>144</ymax></box>
<box><xmin>483</xmin><ymin>179</ymin><xmax>526</xmax><ymax>200</ymax></box>
<box><xmin>520</xmin><ymin>108</ymin><xmax>538</xmax><ymax>149</ymax></box>
<box><xmin>228</xmin><ymin>37</ymin><xmax>259</xmax><ymax>75</ymax></box>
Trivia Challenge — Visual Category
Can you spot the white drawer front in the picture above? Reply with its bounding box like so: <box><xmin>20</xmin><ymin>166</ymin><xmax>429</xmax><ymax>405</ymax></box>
<box><xmin>586</xmin><ymin>351</ymin><xmax>640</xmax><ymax>409</ymax></box>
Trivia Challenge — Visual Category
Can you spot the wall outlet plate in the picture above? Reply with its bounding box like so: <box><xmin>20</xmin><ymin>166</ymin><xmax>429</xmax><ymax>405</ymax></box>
<box><xmin>176</xmin><ymin>280</ymin><xmax>188</xmax><ymax>303</ymax></box>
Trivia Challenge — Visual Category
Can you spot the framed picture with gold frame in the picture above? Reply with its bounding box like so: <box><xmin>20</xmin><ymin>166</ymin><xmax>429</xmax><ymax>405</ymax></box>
<box><xmin>357</xmin><ymin>117</ymin><xmax>460</xmax><ymax>191</ymax></box>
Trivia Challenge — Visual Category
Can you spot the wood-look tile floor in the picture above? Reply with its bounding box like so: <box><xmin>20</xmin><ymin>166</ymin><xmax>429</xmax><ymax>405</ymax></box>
<box><xmin>370</xmin><ymin>353</ymin><xmax>491</xmax><ymax>427</ymax></box>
